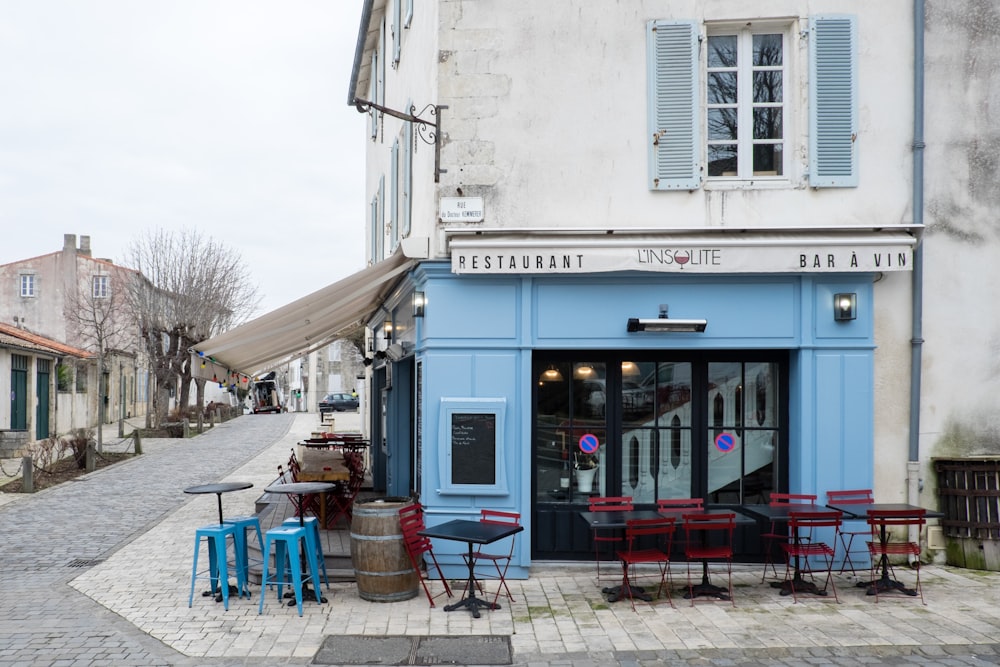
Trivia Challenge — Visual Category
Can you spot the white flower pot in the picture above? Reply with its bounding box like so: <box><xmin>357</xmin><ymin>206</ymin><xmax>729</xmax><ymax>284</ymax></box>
<box><xmin>576</xmin><ymin>466</ymin><xmax>598</xmax><ymax>493</ymax></box>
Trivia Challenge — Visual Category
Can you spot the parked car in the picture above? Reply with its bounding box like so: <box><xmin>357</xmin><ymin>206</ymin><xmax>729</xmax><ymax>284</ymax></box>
<box><xmin>319</xmin><ymin>392</ymin><xmax>359</xmax><ymax>413</ymax></box>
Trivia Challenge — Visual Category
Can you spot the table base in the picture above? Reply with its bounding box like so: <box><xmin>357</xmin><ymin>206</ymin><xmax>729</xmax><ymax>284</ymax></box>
<box><xmin>602</xmin><ymin>581</ymin><xmax>653</xmax><ymax>603</ymax></box>
<box><xmin>683</xmin><ymin>576</ymin><xmax>731</xmax><ymax>601</ymax></box>
<box><xmin>283</xmin><ymin>581</ymin><xmax>328</xmax><ymax>605</ymax></box>
<box><xmin>444</xmin><ymin>593</ymin><xmax>499</xmax><ymax>618</ymax></box>
<box><xmin>771</xmin><ymin>574</ymin><xmax>828</xmax><ymax>597</ymax></box>
<box><xmin>202</xmin><ymin>581</ymin><xmax>245</xmax><ymax>602</ymax></box>
<box><xmin>857</xmin><ymin>575</ymin><xmax>918</xmax><ymax>597</ymax></box>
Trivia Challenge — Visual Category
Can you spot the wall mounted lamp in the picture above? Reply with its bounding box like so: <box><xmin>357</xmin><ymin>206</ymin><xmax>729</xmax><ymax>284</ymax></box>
<box><xmin>833</xmin><ymin>293</ymin><xmax>857</xmax><ymax>321</ymax></box>
<box><xmin>383</xmin><ymin>320</ymin><xmax>393</xmax><ymax>342</ymax></box>
<box><xmin>412</xmin><ymin>291</ymin><xmax>426</xmax><ymax>318</ymax></box>
<box><xmin>627</xmin><ymin>304</ymin><xmax>707</xmax><ymax>333</ymax></box>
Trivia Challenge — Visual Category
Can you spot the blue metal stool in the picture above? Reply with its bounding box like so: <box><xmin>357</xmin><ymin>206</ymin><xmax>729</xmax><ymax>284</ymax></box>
<box><xmin>258</xmin><ymin>525</ymin><xmax>323</xmax><ymax>616</ymax></box>
<box><xmin>224</xmin><ymin>515</ymin><xmax>263</xmax><ymax>597</ymax></box>
<box><xmin>189</xmin><ymin>523</ymin><xmax>243</xmax><ymax>610</ymax></box>
<box><xmin>283</xmin><ymin>516</ymin><xmax>329</xmax><ymax>589</ymax></box>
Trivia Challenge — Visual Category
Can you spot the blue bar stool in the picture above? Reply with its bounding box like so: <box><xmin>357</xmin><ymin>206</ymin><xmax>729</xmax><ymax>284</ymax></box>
<box><xmin>224</xmin><ymin>515</ymin><xmax>263</xmax><ymax>598</ymax></box>
<box><xmin>283</xmin><ymin>516</ymin><xmax>329</xmax><ymax>589</ymax></box>
<box><xmin>189</xmin><ymin>523</ymin><xmax>243</xmax><ymax>610</ymax></box>
<box><xmin>258</xmin><ymin>525</ymin><xmax>322</xmax><ymax>616</ymax></box>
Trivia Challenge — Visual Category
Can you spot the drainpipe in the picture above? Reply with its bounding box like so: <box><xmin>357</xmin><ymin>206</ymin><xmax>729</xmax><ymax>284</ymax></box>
<box><xmin>907</xmin><ymin>0</ymin><xmax>926</xmax><ymax>558</ymax></box>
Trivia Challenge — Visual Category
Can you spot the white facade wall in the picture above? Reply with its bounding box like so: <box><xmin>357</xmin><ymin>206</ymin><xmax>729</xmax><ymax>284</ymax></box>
<box><xmin>360</xmin><ymin>0</ymin><xmax>998</xmax><ymax>511</ymax></box>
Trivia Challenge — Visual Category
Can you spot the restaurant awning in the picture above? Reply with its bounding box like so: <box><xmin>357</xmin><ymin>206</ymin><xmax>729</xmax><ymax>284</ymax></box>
<box><xmin>191</xmin><ymin>251</ymin><xmax>415</xmax><ymax>379</ymax></box>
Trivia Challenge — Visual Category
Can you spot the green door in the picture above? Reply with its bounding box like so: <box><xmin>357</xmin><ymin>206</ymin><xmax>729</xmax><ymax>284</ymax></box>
<box><xmin>10</xmin><ymin>354</ymin><xmax>28</xmax><ymax>431</ymax></box>
<box><xmin>36</xmin><ymin>358</ymin><xmax>51</xmax><ymax>439</ymax></box>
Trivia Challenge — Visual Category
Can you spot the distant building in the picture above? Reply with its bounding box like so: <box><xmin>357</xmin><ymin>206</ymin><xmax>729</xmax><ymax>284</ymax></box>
<box><xmin>0</xmin><ymin>234</ymin><xmax>149</xmax><ymax>439</ymax></box>
<box><xmin>0</xmin><ymin>321</ymin><xmax>90</xmax><ymax>456</ymax></box>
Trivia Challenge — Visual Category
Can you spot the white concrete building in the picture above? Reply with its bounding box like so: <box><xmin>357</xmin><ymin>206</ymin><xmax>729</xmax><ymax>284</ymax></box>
<box><xmin>196</xmin><ymin>0</ymin><xmax>999</xmax><ymax>573</ymax></box>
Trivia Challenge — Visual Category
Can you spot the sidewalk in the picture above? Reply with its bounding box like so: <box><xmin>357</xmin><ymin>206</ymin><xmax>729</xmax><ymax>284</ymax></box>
<box><xmin>3</xmin><ymin>412</ymin><xmax>1000</xmax><ymax>666</ymax></box>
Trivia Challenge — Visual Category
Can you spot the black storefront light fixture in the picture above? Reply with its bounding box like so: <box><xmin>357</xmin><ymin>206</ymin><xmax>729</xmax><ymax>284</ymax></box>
<box><xmin>412</xmin><ymin>291</ymin><xmax>426</xmax><ymax>318</ymax></box>
<box><xmin>833</xmin><ymin>293</ymin><xmax>857</xmax><ymax>321</ymax></box>
<box><xmin>627</xmin><ymin>304</ymin><xmax>707</xmax><ymax>333</ymax></box>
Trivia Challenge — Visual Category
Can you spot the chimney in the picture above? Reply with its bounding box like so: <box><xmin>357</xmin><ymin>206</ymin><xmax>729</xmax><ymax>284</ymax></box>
<box><xmin>64</xmin><ymin>234</ymin><xmax>76</xmax><ymax>251</ymax></box>
<box><xmin>79</xmin><ymin>235</ymin><xmax>91</xmax><ymax>257</ymax></box>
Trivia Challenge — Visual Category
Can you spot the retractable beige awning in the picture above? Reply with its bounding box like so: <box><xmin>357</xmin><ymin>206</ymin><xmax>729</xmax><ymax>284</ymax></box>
<box><xmin>191</xmin><ymin>251</ymin><xmax>414</xmax><ymax>378</ymax></box>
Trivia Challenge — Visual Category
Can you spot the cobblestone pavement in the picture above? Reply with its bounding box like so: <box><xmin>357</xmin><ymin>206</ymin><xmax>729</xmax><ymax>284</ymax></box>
<box><xmin>3</xmin><ymin>413</ymin><xmax>1000</xmax><ymax>666</ymax></box>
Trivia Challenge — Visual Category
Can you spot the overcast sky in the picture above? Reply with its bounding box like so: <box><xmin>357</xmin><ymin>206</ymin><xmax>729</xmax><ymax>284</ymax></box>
<box><xmin>0</xmin><ymin>1</ymin><xmax>366</xmax><ymax>316</ymax></box>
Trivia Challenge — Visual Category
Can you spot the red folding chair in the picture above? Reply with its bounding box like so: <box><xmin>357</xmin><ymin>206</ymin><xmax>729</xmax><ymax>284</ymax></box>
<box><xmin>826</xmin><ymin>489</ymin><xmax>874</xmax><ymax>574</ymax></box>
<box><xmin>615</xmin><ymin>516</ymin><xmax>676</xmax><ymax>610</ymax></box>
<box><xmin>397</xmin><ymin>503</ymin><xmax>453</xmax><ymax>606</ymax></box>
<box><xmin>780</xmin><ymin>510</ymin><xmax>843</xmax><ymax>603</ymax></box>
<box><xmin>588</xmin><ymin>496</ymin><xmax>634</xmax><ymax>581</ymax></box>
<box><xmin>464</xmin><ymin>509</ymin><xmax>521</xmax><ymax>606</ymax></box>
<box><xmin>760</xmin><ymin>492</ymin><xmax>817</xmax><ymax>582</ymax></box>
<box><xmin>682</xmin><ymin>512</ymin><xmax>736</xmax><ymax>607</ymax></box>
<box><xmin>865</xmin><ymin>509</ymin><xmax>926</xmax><ymax>603</ymax></box>
<box><xmin>656</xmin><ymin>498</ymin><xmax>703</xmax><ymax>554</ymax></box>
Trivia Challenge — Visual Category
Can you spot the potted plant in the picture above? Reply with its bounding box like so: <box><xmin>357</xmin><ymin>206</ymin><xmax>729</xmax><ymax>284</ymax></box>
<box><xmin>574</xmin><ymin>451</ymin><xmax>599</xmax><ymax>493</ymax></box>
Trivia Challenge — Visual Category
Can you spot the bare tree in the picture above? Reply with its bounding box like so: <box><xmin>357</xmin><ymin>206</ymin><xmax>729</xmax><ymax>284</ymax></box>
<box><xmin>64</xmin><ymin>266</ymin><xmax>137</xmax><ymax>450</ymax></box>
<box><xmin>123</xmin><ymin>229</ymin><xmax>259</xmax><ymax>427</ymax></box>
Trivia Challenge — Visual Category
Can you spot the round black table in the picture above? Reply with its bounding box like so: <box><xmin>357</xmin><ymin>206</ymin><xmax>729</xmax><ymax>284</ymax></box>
<box><xmin>184</xmin><ymin>481</ymin><xmax>254</xmax><ymax>525</ymax></box>
<box><xmin>183</xmin><ymin>481</ymin><xmax>254</xmax><ymax>601</ymax></box>
<box><xmin>263</xmin><ymin>481</ymin><xmax>336</xmax><ymax>604</ymax></box>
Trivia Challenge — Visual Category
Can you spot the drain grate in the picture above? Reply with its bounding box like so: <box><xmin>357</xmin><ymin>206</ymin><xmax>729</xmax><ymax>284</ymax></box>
<box><xmin>67</xmin><ymin>558</ymin><xmax>104</xmax><ymax>568</ymax></box>
<box><xmin>312</xmin><ymin>635</ymin><xmax>512</xmax><ymax>666</ymax></box>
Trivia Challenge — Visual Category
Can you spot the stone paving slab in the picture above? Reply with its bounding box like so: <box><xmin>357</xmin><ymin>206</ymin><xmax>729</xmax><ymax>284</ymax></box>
<box><xmin>5</xmin><ymin>412</ymin><xmax>1000</xmax><ymax>666</ymax></box>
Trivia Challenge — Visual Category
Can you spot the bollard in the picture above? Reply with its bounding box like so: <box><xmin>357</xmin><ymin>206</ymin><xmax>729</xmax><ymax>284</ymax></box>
<box><xmin>86</xmin><ymin>442</ymin><xmax>96</xmax><ymax>472</ymax></box>
<box><xmin>22</xmin><ymin>455</ymin><xmax>33</xmax><ymax>493</ymax></box>
<box><xmin>118</xmin><ymin>417</ymin><xmax>124</xmax><ymax>438</ymax></box>
<box><xmin>133</xmin><ymin>430</ymin><xmax>143</xmax><ymax>455</ymax></box>
<box><xmin>182</xmin><ymin>418</ymin><xmax>190</xmax><ymax>438</ymax></box>
<box><xmin>197</xmin><ymin>412</ymin><xmax>204</xmax><ymax>434</ymax></box>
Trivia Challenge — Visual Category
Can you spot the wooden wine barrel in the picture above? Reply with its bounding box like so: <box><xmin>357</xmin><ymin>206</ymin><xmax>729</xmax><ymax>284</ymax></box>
<box><xmin>350</xmin><ymin>497</ymin><xmax>419</xmax><ymax>602</ymax></box>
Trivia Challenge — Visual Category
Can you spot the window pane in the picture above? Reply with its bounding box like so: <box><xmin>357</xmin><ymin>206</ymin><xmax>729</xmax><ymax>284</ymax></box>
<box><xmin>753</xmin><ymin>108</ymin><xmax>782</xmax><ymax>139</ymax></box>
<box><xmin>708</xmin><ymin>145</ymin><xmax>738</xmax><ymax>176</ymax></box>
<box><xmin>708</xmin><ymin>35</ymin><xmax>737</xmax><ymax>67</ymax></box>
<box><xmin>753</xmin><ymin>144</ymin><xmax>783</xmax><ymax>175</ymax></box>
<box><xmin>753</xmin><ymin>34</ymin><xmax>782</xmax><ymax>66</ymax></box>
<box><xmin>708</xmin><ymin>108</ymin><xmax>737</xmax><ymax>140</ymax></box>
<box><xmin>708</xmin><ymin>71</ymin><xmax>737</xmax><ymax>104</ymax></box>
<box><xmin>753</xmin><ymin>71</ymin><xmax>782</xmax><ymax>103</ymax></box>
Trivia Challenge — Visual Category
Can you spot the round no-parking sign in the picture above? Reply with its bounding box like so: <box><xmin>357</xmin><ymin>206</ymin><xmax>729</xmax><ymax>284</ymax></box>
<box><xmin>579</xmin><ymin>433</ymin><xmax>600</xmax><ymax>454</ymax></box>
<box><xmin>715</xmin><ymin>432</ymin><xmax>735</xmax><ymax>453</ymax></box>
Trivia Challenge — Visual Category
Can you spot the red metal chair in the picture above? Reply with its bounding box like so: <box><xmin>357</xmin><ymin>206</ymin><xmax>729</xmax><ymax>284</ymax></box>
<box><xmin>397</xmin><ymin>503</ymin><xmax>453</xmax><ymax>606</ymax></box>
<box><xmin>656</xmin><ymin>498</ymin><xmax>703</xmax><ymax>554</ymax></box>
<box><xmin>615</xmin><ymin>516</ymin><xmax>676</xmax><ymax>610</ymax></box>
<box><xmin>865</xmin><ymin>509</ymin><xmax>927</xmax><ymax>603</ymax></box>
<box><xmin>463</xmin><ymin>509</ymin><xmax>521</xmax><ymax>606</ymax></box>
<box><xmin>760</xmin><ymin>492</ymin><xmax>817</xmax><ymax>582</ymax></box>
<box><xmin>780</xmin><ymin>510</ymin><xmax>843</xmax><ymax>603</ymax></box>
<box><xmin>587</xmin><ymin>496</ymin><xmax>634</xmax><ymax>581</ymax></box>
<box><xmin>682</xmin><ymin>512</ymin><xmax>736</xmax><ymax>607</ymax></box>
<box><xmin>826</xmin><ymin>488</ymin><xmax>874</xmax><ymax>574</ymax></box>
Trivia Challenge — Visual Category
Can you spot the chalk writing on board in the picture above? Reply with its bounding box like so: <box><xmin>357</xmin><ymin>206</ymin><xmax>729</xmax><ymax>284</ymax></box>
<box><xmin>451</xmin><ymin>412</ymin><xmax>496</xmax><ymax>485</ymax></box>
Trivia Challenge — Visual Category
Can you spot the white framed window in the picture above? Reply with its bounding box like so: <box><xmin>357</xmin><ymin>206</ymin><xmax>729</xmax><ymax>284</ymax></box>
<box><xmin>19</xmin><ymin>274</ymin><xmax>35</xmax><ymax>297</ymax></box>
<box><xmin>647</xmin><ymin>15</ymin><xmax>856</xmax><ymax>190</ymax></box>
<box><xmin>706</xmin><ymin>27</ymin><xmax>786</xmax><ymax>180</ymax></box>
<box><xmin>93</xmin><ymin>275</ymin><xmax>109</xmax><ymax>298</ymax></box>
<box><xmin>390</xmin><ymin>136</ymin><xmax>400</xmax><ymax>251</ymax></box>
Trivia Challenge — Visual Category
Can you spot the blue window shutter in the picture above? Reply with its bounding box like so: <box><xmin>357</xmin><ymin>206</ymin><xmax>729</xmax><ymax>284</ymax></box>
<box><xmin>810</xmin><ymin>15</ymin><xmax>858</xmax><ymax>187</ymax></box>
<box><xmin>647</xmin><ymin>20</ymin><xmax>700</xmax><ymax>191</ymax></box>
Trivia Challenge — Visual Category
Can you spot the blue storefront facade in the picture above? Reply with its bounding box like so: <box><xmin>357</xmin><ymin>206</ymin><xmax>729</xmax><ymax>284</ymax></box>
<box><xmin>372</xmin><ymin>257</ymin><xmax>885</xmax><ymax>578</ymax></box>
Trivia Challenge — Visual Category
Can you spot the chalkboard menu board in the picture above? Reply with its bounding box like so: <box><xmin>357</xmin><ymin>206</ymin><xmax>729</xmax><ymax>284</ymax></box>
<box><xmin>439</xmin><ymin>398</ymin><xmax>507</xmax><ymax>495</ymax></box>
<box><xmin>451</xmin><ymin>412</ymin><xmax>496</xmax><ymax>485</ymax></box>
